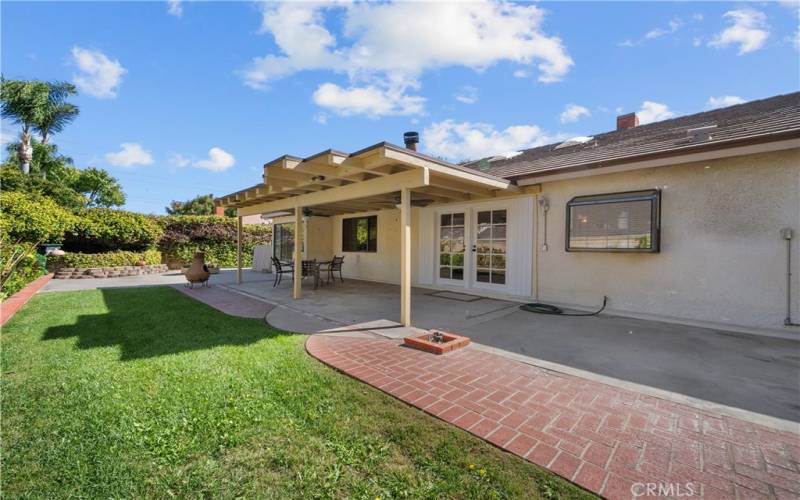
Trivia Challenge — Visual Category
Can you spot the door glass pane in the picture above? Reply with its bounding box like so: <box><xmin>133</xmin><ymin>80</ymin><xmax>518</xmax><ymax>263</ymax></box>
<box><xmin>439</xmin><ymin>212</ymin><xmax>465</xmax><ymax>282</ymax></box>
<box><xmin>491</xmin><ymin>255</ymin><xmax>506</xmax><ymax>269</ymax></box>
<box><xmin>492</xmin><ymin>241</ymin><xmax>506</xmax><ymax>254</ymax></box>
<box><xmin>474</xmin><ymin>209</ymin><xmax>508</xmax><ymax>287</ymax></box>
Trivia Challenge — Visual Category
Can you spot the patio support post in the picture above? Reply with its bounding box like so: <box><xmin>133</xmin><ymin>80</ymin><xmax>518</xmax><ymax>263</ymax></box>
<box><xmin>236</xmin><ymin>216</ymin><xmax>243</xmax><ymax>284</ymax></box>
<box><xmin>400</xmin><ymin>187</ymin><xmax>411</xmax><ymax>326</ymax></box>
<box><xmin>293</xmin><ymin>208</ymin><xmax>303</xmax><ymax>299</ymax></box>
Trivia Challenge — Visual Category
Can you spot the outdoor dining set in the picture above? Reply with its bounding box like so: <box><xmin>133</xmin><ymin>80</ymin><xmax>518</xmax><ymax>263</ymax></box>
<box><xmin>270</xmin><ymin>256</ymin><xmax>345</xmax><ymax>290</ymax></box>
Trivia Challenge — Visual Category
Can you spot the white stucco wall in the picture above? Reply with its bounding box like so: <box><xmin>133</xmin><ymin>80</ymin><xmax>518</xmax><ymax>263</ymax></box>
<box><xmin>330</xmin><ymin>209</ymin><xmax>421</xmax><ymax>284</ymax></box>
<box><xmin>535</xmin><ymin>149</ymin><xmax>800</xmax><ymax>330</ymax></box>
<box><xmin>260</xmin><ymin>148</ymin><xmax>798</xmax><ymax>332</ymax></box>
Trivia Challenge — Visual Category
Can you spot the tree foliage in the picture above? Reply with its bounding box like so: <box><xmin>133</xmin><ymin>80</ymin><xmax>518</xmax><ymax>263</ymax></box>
<box><xmin>33</xmin><ymin>81</ymin><xmax>80</xmax><ymax>144</ymax></box>
<box><xmin>71</xmin><ymin>167</ymin><xmax>126</xmax><ymax>207</ymax></box>
<box><xmin>2</xmin><ymin>143</ymin><xmax>125</xmax><ymax>208</ymax></box>
<box><xmin>166</xmin><ymin>194</ymin><xmax>216</xmax><ymax>215</ymax></box>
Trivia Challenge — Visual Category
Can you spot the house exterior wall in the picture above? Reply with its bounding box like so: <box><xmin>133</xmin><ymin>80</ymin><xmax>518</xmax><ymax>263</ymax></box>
<box><xmin>535</xmin><ymin>149</ymin><xmax>799</xmax><ymax>331</ymax></box>
<box><xmin>330</xmin><ymin>209</ymin><xmax>421</xmax><ymax>284</ymax></box>
<box><xmin>259</xmin><ymin>147</ymin><xmax>798</xmax><ymax>332</ymax></box>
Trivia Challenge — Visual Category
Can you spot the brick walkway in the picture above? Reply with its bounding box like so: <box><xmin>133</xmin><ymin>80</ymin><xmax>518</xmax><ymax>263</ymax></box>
<box><xmin>1</xmin><ymin>274</ymin><xmax>53</xmax><ymax>326</ymax></box>
<box><xmin>306</xmin><ymin>335</ymin><xmax>800</xmax><ymax>500</ymax></box>
<box><xmin>174</xmin><ymin>285</ymin><xmax>273</xmax><ymax>319</ymax></box>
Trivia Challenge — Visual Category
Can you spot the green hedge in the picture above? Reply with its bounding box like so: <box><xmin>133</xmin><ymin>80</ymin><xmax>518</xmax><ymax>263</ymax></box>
<box><xmin>47</xmin><ymin>249</ymin><xmax>162</xmax><ymax>270</ymax></box>
<box><xmin>157</xmin><ymin>216</ymin><xmax>270</xmax><ymax>267</ymax></box>
<box><xmin>0</xmin><ymin>192</ymin><xmax>75</xmax><ymax>243</ymax></box>
<box><xmin>63</xmin><ymin>209</ymin><xmax>162</xmax><ymax>253</ymax></box>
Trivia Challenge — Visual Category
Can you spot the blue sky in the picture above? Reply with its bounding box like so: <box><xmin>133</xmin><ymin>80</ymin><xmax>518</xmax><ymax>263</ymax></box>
<box><xmin>2</xmin><ymin>1</ymin><xmax>798</xmax><ymax>214</ymax></box>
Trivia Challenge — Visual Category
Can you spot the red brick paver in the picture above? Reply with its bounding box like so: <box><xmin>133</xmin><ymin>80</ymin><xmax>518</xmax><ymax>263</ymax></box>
<box><xmin>1</xmin><ymin>274</ymin><xmax>53</xmax><ymax>326</ymax></box>
<box><xmin>306</xmin><ymin>335</ymin><xmax>800</xmax><ymax>500</ymax></box>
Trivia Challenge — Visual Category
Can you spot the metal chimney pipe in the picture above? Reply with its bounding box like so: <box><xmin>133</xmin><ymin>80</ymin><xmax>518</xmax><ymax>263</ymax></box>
<box><xmin>403</xmin><ymin>131</ymin><xmax>419</xmax><ymax>151</ymax></box>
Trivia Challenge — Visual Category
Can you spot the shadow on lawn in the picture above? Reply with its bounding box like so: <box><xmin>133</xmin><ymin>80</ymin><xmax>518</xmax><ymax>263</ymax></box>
<box><xmin>43</xmin><ymin>286</ymin><xmax>293</xmax><ymax>361</ymax></box>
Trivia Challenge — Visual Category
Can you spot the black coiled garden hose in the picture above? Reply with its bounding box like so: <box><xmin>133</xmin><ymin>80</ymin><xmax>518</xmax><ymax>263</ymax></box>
<box><xmin>520</xmin><ymin>295</ymin><xmax>608</xmax><ymax>316</ymax></box>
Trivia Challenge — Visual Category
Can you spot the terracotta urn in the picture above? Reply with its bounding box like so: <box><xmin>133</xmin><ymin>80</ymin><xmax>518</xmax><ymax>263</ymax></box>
<box><xmin>184</xmin><ymin>252</ymin><xmax>210</xmax><ymax>286</ymax></box>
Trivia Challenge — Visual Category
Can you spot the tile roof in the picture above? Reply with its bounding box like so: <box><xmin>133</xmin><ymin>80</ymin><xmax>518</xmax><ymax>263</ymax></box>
<box><xmin>465</xmin><ymin>92</ymin><xmax>800</xmax><ymax>181</ymax></box>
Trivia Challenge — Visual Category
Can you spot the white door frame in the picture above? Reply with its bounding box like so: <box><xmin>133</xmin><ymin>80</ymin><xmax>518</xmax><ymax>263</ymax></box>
<box><xmin>434</xmin><ymin>201</ymin><xmax>513</xmax><ymax>294</ymax></box>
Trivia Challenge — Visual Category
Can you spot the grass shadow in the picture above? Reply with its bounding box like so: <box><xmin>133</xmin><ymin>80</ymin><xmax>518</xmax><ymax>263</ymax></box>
<box><xmin>42</xmin><ymin>286</ymin><xmax>296</xmax><ymax>361</ymax></box>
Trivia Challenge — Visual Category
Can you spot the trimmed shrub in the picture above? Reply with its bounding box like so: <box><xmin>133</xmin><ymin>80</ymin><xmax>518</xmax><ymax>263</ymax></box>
<box><xmin>47</xmin><ymin>249</ymin><xmax>162</xmax><ymax>270</ymax></box>
<box><xmin>0</xmin><ymin>191</ymin><xmax>75</xmax><ymax>243</ymax></box>
<box><xmin>63</xmin><ymin>209</ymin><xmax>162</xmax><ymax>253</ymax></box>
<box><xmin>0</xmin><ymin>242</ymin><xmax>45</xmax><ymax>299</ymax></box>
<box><xmin>157</xmin><ymin>216</ymin><xmax>271</xmax><ymax>267</ymax></box>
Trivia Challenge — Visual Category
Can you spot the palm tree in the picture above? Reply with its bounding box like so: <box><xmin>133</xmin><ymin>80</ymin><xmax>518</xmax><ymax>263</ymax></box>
<box><xmin>34</xmin><ymin>81</ymin><xmax>79</xmax><ymax>145</ymax></box>
<box><xmin>0</xmin><ymin>78</ymin><xmax>49</xmax><ymax>174</ymax></box>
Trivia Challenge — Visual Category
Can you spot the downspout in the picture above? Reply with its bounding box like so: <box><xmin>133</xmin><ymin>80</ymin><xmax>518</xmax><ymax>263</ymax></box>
<box><xmin>783</xmin><ymin>228</ymin><xmax>799</xmax><ymax>326</ymax></box>
<box><xmin>533</xmin><ymin>195</ymin><xmax>540</xmax><ymax>301</ymax></box>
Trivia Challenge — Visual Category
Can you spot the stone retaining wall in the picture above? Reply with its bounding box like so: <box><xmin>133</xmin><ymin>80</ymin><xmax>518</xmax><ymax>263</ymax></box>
<box><xmin>54</xmin><ymin>264</ymin><xmax>168</xmax><ymax>279</ymax></box>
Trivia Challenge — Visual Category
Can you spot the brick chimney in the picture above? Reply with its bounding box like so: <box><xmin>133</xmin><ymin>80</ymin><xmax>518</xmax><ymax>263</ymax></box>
<box><xmin>616</xmin><ymin>112</ymin><xmax>639</xmax><ymax>131</ymax></box>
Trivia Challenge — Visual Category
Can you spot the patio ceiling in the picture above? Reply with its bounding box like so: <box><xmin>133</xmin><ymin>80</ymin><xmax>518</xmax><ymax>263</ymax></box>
<box><xmin>216</xmin><ymin>142</ymin><xmax>515</xmax><ymax>217</ymax></box>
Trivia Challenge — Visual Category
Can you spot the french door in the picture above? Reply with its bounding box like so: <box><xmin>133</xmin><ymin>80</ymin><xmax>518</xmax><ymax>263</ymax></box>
<box><xmin>473</xmin><ymin>209</ymin><xmax>507</xmax><ymax>288</ymax></box>
<box><xmin>436</xmin><ymin>207</ymin><xmax>509</xmax><ymax>291</ymax></box>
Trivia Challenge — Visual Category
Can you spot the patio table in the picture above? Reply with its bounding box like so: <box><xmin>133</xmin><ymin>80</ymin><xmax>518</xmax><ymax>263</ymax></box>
<box><xmin>284</xmin><ymin>260</ymin><xmax>330</xmax><ymax>290</ymax></box>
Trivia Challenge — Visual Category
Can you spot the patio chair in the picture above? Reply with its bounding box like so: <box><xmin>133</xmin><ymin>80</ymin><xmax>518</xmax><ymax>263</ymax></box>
<box><xmin>320</xmin><ymin>255</ymin><xmax>344</xmax><ymax>284</ymax></box>
<box><xmin>301</xmin><ymin>259</ymin><xmax>320</xmax><ymax>289</ymax></box>
<box><xmin>271</xmin><ymin>256</ymin><xmax>293</xmax><ymax>287</ymax></box>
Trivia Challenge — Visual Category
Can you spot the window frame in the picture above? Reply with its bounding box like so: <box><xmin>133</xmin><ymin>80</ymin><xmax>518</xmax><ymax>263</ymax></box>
<box><xmin>341</xmin><ymin>215</ymin><xmax>378</xmax><ymax>253</ymax></box>
<box><xmin>565</xmin><ymin>189</ymin><xmax>661</xmax><ymax>253</ymax></box>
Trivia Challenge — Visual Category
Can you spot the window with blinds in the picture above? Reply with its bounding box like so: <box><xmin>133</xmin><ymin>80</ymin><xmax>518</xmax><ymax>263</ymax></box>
<box><xmin>566</xmin><ymin>190</ymin><xmax>660</xmax><ymax>252</ymax></box>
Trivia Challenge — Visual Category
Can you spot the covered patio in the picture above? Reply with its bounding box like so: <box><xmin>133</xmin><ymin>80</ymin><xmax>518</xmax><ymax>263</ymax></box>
<box><xmin>216</xmin><ymin>141</ymin><xmax>518</xmax><ymax>327</ymax></box>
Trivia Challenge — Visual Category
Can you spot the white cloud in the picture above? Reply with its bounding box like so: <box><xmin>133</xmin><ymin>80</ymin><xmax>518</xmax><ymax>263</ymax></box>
<box><xmin>709</xmin><ymin>9</ymin><xmax>769</xmax><ymax>55</ymax></box>
<box><xmin>312</xmin><ymin>83</ymin><xmax>425</xmax><ymax>118</ymax></box>
<box><xmin>313</xmin><ymin>112</ymin><xmax>328</xmax><ymax>125</ymax></box>
<box><xmin>559</xmin><ymin>104</ymin><xmax>590</xmax><ymax>124</ymax></box>
<box><xmin>242</xmin><ymin>1</ymin><xmax>573</xmax><ymax>115</ymax></box>
<box><xmin>105</xmin><ymin>143</ymin><xmax>154</xmax><ymax>167</ymax></box>
<box><xmin>512</xmin><ymin>69</ymin><xmax>530</xmax><ymax>78</ymax></box>
<box><xmin>422</xmin><ymin>119</ymin><xmax>562</xmax><ymax>162</ymax></box>
<box><xmin>70</xmin><ymin>47</ymin><xmax>126</xmax><ymax>99</ymax></box>
<box><xmin>707</xmin><ymin>95</ymin><xmax>746</xmax><ymax>109</ymax></box>
<box><xmin>167</xmin><ymin>0</ymin><xmax>182</xmax><ymax>17</ymax></box>
<box><xmin>454</xmin><ymin>86</ymin><xmax>478</xmax><ymax>105</ymax></box>
<box><xmin>645</xmin><ymin>18</ymin><xmax>684</xmax><ymax>40</ymax></box>
<box><xmin>169</xmin><ymin>153</ymin><xmax>190</xmax><ymax>167</ymax></box>
<box><xmin>636</xmin><ymin>101</ymin><xmax>675</xmax><ymax>125</ymax></box>
<box><xmin>194</xmin><ymin>147</ymin><xmax>235</xmax><ymax>172</ymax></box>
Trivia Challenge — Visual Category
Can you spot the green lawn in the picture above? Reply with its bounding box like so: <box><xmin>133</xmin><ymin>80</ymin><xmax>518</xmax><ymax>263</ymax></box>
<box><xmin>1</xmin><ymin>287</ymin><xmax>594</xmax><ymax>499</ymax></box>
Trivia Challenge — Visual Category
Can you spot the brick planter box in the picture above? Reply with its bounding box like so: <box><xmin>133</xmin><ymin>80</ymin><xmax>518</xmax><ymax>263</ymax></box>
<box><xmin>403</xmin><ymin>330</ymin><xmax>470</xmax><ymax>355</ymax></box>
<box><xmin>53</xmin><ymin>264</ymin><xmax>168</xmax><ymax>279</ymax></box>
